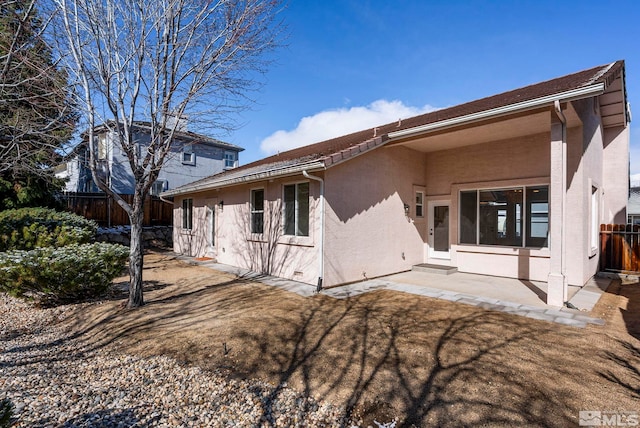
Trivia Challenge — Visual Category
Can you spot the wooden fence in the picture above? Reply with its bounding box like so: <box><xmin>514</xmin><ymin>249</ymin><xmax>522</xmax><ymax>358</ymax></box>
<box><xmin>60</xmin><ymin>192</ymin><xmax>174</xmax><ymax>227</ymax></box>
<box><xmin>600</xmin><ymin>224</ymin><xmax>640</xmax><ymax>272</ymax></box>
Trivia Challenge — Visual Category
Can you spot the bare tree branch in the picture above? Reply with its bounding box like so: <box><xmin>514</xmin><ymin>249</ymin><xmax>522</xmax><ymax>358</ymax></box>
<box><xmin>51</xmin><ymin>0</ymin><xmax>284</xmax><ymax>307</ymax></box>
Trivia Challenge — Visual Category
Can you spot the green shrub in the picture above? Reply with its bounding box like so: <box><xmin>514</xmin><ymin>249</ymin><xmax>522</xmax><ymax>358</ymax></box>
<box><xmin>0</xmin><ymin>397</ymin><xmax>13</xmax><ymax>428</ymax></box>
<box><xmin>0</xmin><ymin>243</ymin><xmax>128</xmax><ymax>305</ymax></box>
<box><xmin>0</xmin><ymin>207</ymin><xmax>97</xmax><ymax>251</ymax></box>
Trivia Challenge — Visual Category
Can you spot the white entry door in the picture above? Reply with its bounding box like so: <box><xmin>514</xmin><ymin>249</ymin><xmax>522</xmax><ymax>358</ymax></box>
<box><xmin>428</xmin><ymin>200</ymin><xmax>451</xmax><ymax>260</ymax></box>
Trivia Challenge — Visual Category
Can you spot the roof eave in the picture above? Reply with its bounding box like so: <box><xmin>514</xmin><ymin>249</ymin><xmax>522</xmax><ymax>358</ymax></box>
<box><xmin>387</xmin><ymin>83</ymin><xmax>606</xmax><ymax>141</ymax></box>
<box><xmin>161</xmin><ymin>160</ymin><xmax>326</xmax><ymax>197</ymax></box>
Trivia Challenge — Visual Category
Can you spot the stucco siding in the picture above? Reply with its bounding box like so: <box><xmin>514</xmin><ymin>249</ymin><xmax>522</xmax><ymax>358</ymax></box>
<box><xmin>323</xmin><ymin>146</ymin><xmax>427</xmax><ymax>287</ymax></box>
<box><xmin>425</xmin><ymin>133</ymin><xmax>551</xmax><ymax>281</ymax></box>
<box><xmin>567</xmin><ymin>98</ymin><xmax>604</xmax><ymax>285</ymax></box>
<box><xmin>424</xmin><ymin>132</ymin><xmax>551</xmax><ymax>197</ymax></box>
<box><xmin>603</xmin><ymin>125</ymin><xmax>630</xmax><ymax>223</ymax></box>
<box><xmin>174</xmin><ymin>178</ymin><xmax>321</xmax><ymax>286</ymax></box>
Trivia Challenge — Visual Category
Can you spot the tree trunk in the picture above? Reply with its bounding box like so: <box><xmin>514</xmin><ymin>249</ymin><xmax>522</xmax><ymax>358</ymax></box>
<box><xmin>127</xmin><ymin>205</ymin><xmax>144</xmax><ymax>308</ymax></box>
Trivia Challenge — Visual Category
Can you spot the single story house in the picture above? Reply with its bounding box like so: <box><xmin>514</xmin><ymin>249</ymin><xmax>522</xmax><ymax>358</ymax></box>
<box><xmin>162</xmin><ymin>61</ymin><xmax>630</xmax><ymax>307</ymax></box>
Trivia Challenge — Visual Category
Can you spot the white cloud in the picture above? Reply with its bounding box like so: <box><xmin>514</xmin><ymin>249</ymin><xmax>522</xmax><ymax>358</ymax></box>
<box><xmin>631</xmin><ymin>173</ymin><xmax>640</xmax><ymax>187</ymax></box>
<box><xmin>259</xmin><ymin>100</ymin><xmax>439</xmax><ymax>155</ymax></box>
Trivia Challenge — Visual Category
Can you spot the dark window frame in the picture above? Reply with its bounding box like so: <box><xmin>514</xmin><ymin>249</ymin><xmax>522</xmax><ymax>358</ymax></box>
<box><xmin>459</xmin><ymin>185</ymin><xmax>549</xmax><ymax>248</ymax></box>
<box><xmin>182</xmin><ymin>198</ymin><xmax>193</xmax><ymax>230</ymax></box>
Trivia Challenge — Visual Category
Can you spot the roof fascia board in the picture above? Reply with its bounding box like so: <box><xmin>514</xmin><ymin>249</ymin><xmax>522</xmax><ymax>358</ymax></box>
<box><xmin>387</xmin><ymin>84</ymin><xmax>605</xmax><ymax>141</ymax></box>
<box><xmin>162</xmin><ymin>161</ymin><xmax>326</xmax><ymax>197</ymax></box>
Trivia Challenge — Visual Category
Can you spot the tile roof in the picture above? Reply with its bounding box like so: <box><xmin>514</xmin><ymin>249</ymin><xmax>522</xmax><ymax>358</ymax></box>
<box><xmin>166</xmin><ymin>60</ymin><xmax>625</xmax><ymax>195</ymax></box>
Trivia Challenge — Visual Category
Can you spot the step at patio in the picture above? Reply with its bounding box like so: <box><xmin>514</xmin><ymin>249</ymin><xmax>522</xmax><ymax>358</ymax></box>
<box><xmin>412</xmin><ymin>264</ymin><xmax>458</xmax><ymax>275</ymax></box>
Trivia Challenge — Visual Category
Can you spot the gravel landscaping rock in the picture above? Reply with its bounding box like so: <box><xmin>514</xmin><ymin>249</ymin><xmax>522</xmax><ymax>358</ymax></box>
<box><xmin>0</xmin><ymin>295</ymin><xmax>353</xmax><ymax>427</ymax></box>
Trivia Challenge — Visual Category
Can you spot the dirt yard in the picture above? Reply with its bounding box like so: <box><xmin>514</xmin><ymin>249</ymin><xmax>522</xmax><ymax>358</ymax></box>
<box><xmin>65</xmin><ymin>251</ymin><xmax>640</xmax><ymax>427</ymax></box>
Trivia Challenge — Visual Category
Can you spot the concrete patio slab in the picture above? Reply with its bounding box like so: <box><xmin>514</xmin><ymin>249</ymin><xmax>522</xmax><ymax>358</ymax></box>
<box><xmin>174</xmin><ymin>254</ymin><xmax>607</xmax><ymax>329</ymax></box>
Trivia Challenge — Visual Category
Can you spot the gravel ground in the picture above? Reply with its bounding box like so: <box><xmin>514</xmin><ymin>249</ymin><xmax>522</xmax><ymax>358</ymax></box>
<box><xmin>0</xmin><ymin>295</ymin><xmax>356</xmax><ymax>427</ymax></box>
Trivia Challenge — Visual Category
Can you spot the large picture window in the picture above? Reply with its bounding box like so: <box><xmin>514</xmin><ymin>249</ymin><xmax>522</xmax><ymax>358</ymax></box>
<box><xmin>459</xmin><ymin>185</ymin><xmax>548</xmax><ymax>248</ymax></box>
<box><xmin>284</xmin><ymin>182</ymin><xmax>309</xmax><ymax>236</ymax></box>
<box><xmin>251</xmin><ymin>189</ymin><xmax>264</xmax><ymax>234</ymax></box>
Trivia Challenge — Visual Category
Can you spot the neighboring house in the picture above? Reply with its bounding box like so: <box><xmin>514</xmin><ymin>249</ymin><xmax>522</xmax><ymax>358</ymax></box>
<box><xmin>628</xmin><ymin>187</ymin><xmax>640</xmax><ymax>225</ymax></box>
<box><xmin>162</xmin><ymin>61</ymin><xmax>630</xmax><ymax>307</ymax></box>
<box><xmin>56</xmin><ymin>121</ymin><xmax>243</xmax><ymax>195</ymax></box>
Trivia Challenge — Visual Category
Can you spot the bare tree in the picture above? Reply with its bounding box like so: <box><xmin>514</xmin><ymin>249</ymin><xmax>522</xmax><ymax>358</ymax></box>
<box><xmin>52</xmin><ymin>0</ymin><xmax>283</xmax><ymax>307</ymax></box>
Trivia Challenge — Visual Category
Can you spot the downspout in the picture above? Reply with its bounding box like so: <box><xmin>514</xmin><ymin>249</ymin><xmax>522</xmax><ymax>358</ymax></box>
<box><xmin>303</xmin><ymin>170</ymin><xmax>324</xmax><ymax>292</ymax></box>
<box><xmin>554</xmin><ymin>100</ymin><xmax>568</xmax><ymax>303</ymax></box>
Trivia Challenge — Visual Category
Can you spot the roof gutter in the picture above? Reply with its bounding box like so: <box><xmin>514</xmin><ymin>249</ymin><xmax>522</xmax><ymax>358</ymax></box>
<box><xmin>387</xmin><ymin>83</ymin><xmax>605</xmax><ymax>141</ymax></box>
<box><xmin>161</xmin><ymin>160</ymin><xmax>326</xmax><ymax>197</ymax></box>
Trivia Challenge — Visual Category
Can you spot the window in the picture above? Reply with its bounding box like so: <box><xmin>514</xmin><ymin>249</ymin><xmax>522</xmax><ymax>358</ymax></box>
<box><xmin>182</xmin><ymin>145</ymin><xmax>195</xmax><ymax>165</ymax></box>
<box><xmin>459</xmin><ymin>191</ymin><xmax>478</xmax><ymax>244</ymax></box>
<box><xmin>150</xmin><ymin>180</ymin><xmax>167</xmax><ymax>196</ymax></box>
<box><xmin>224</xmin><ymin>151</ymin><xmax>237</xmax><ymax>168</ymax></box>
<box><xmin>459</xmin><ymin>185</ymin><xmax>549</xmax><ymax>248</ymax></box>
<box><xmin>526</xmin><ymin>187</ymin><xmax>549</xmax><ymax>247</ymax></box>
<box><xmin>415</xmin><ymin>191</ymin><xmax>424</xmax><ymax>217</ymax></box>
<box><xmin>284</xmin><ymin>182</ymin><xmax>309</xmax><ymax>236</ymax></box>
<box><xmin>591</xmin><ymin>186</ymin><xmax>599</xmax><ymax>253</ymax></box>
<box><xmin>251</xmin><ymin>189</ymin><xmax>264</xmax><ymax>234</ymax></box>
<box><xmin>629</xmin><ymin>215</ymin><xmax>640</xmax><ymax>226</ymax></box>
<box><xmin>182</xmin><ymin>198</ymin><xmax>193</xmax><ymax>230</ymax></box>
<box><xmin>479</xmin><ymin>189</ymin><xmax>522</xmax><ymax>246</ymax></box>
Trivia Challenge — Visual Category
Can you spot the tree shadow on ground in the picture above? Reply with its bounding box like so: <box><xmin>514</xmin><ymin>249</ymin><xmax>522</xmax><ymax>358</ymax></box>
<box><xmin>599</xmin><ymin>339</ymin><xmax>640</xmax><ymax>400</ymax></box>
<box><xmin>37</xmin><ymin>408</ymin><xmax>148</xmax><ymax>427</ymax></box>
<box><xmin>617</xmin><ymin>281</ymin><xmax>640</xmax><ymax>340</ymax></box>
<box><xmin>10</xmin><ymin>260</ymin><xmax>639</xmax><ymax>427</ymax></box>
<box><xmin>233</xmin><ymin>292</ymin><xmax>585</xmax><ymax>427</ymax></box>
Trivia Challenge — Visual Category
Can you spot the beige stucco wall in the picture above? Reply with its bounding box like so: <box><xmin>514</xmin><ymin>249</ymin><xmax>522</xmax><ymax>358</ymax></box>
<box><xmin>425</xmin><ymin>132</ymin><xmax>552</xmax><ymax>281</ymax></box>
<box><xmin>174</xmin><ymin>177</ymin><xmax>322</xmax><ymax>286</ymax></box>
<box><xmin>563</xmin><ymin>98</ymin><xmax>602</xmax><ymax>285</ymax></box>
<box><xmin>323</xmin><ymin>146</ymin><xmax>427</xmax><ymax>286</ymax></box>
<box><xmin>172</xmin><ymin>98</ymin><xmax>628</xmax><ymax>289</ymax></box>
<box><xmin>603</xmin><ymin>125</ymin><xmax>630</xmax><ymax>223</ymax></box>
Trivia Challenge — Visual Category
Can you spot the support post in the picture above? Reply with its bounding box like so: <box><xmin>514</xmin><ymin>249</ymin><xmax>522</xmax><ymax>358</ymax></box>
<box><xmin>548</xmin><ymin>109</ymin><xmax>567</xmax><ymax>306</ymax></box>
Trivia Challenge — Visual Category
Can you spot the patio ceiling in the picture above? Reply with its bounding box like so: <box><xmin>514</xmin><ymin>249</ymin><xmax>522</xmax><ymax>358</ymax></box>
<box><xmin>385</xmin><ymin>104</ymin><xmax>581</xmax><ymax>153</ymax></box>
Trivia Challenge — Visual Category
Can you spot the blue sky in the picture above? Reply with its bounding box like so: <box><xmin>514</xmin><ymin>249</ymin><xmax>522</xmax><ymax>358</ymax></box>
<box><xmin>225</xmin><ymin>0</ymin><xmax>640</xmax><ymax>182</ymax></box>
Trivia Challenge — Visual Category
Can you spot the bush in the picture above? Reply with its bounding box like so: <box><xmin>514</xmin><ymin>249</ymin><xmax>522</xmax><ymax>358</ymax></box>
<box><xmin>0</xmin><ymin>243</ymin><xmax>129</xmax><ymax>305</ymax></box>
<box><xmin>0</xmin><ymin>207</ymin><xmax>97</xmax><ymax>251</ymax></box>
<box><xmin>0</xmin><ymin>397</ymin><xmax>13</xmax><ymax>428</ymax></box>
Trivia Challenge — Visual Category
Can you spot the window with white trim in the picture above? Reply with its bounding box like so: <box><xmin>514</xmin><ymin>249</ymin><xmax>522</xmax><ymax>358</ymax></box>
<box><xmin>182</xmin><ymin>145</ymin><xmax>195</xmax><ymax>165</ymax></box>
<box><xmin>283</xmin><ymin>182</ymin><xmax>309</xmax><ymax>236</ymax></box>
<box><xmin>415</xmin><ymin>191</ymin><xmax>424</xmax><ymax>218</ymax></box>
<box><xmin>251</xmin><ymin>189</ymin><xmax>264</xmax><ymax>234</ymax></box>
<box><xmin>591</xmin><ymin>186</ymin><xmax>599</xmax><ymax>253</ymax></box>
<box><xmin>224</xmin><ymin>151</ymin><xmax>237</xmax><ymax>168</ymax></box>
<box><xmin>459</xmin><ymin>185</ymin><xmax>549</xmax><ymax>248</ymax></box>
<box><xmin>182</xmin><ymin>198</ymin><xmax>193</xmax><ymax>230</ymax></box>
